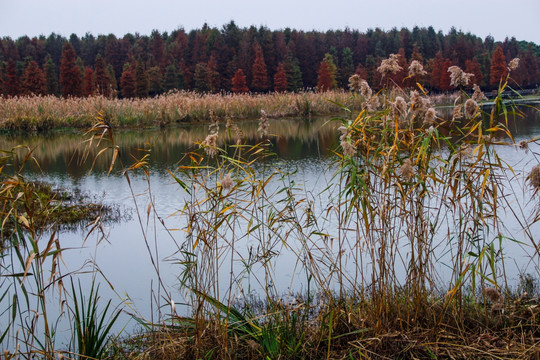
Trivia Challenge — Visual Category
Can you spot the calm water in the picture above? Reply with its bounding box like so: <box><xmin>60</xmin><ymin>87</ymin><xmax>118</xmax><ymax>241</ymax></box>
<box><xmin>1</xmin><ymin>108</ymin><xmax>540</xmax><ymax>347</ymax></box>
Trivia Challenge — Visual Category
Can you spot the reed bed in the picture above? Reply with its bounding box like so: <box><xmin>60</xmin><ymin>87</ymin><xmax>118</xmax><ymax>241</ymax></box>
<box><xmin>0</xmin><ymin>91</ymin><xmax>358</xmax><ymax>131</ymax></box>
<box><xmin>109</xmin><ymin>59</ymin><xmax>539</xmax><ymax>359</ymax></box>
<box><xmin>1</xmin><ymin>57</ymin><xmax>540</xmax><ymax>359</ymax></box>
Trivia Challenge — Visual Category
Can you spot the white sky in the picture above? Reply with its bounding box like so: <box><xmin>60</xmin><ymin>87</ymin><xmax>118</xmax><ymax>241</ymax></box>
<box><xmin>1</xmin><ymin>0</ymin><xmax>539</xmax><ymax>44</ymax></box>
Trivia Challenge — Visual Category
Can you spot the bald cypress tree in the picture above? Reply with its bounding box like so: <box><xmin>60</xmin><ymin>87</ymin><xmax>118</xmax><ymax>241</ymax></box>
<box><xmin>251</xmin><ymin>44</ymin><xmax>269</xmax><ymax>92</ymax></box>
<box><xmin>83</xmin><ymin>66</ymin><xmax>95</xmax><ymax>96</ymax></box>
<box><xmin>5</xmin><ymin>60</ymin><xmax>20</xmax><ymax>96</ymax></box>
<box><xmin>317</xmin><ymin>60</ymin><xmax>333</xmax><ymax>92</ymax></box>
<box><xmin>22</xmin><ymin>60</ymin><xmax>46</xmax><ymax>95</ymax></box>
<box><xmin>273</xmin><ymin>63</ymin><xmax>288</xmax><ymax>92</ymax></box>
<box><xmin>231</xmin><ymin>69</ymin><xmax>249</xmax><ymax>93</ymax></box>
<box><xmin>60</xmin><ymin>43</ymin><xmax>82</xmax><ymax>96</ymax></box>
<box><xmin>490</xmin><ymin>46</ymin><xmax>507</xmax><ymax>86</ymax></box>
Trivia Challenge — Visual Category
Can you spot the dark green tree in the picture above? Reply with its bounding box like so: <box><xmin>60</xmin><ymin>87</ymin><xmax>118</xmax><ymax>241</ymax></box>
<box><xmin>283</xmin><ymin>52</ymin><xmax>303</xmax><ymax>92</ymax></box>
<box><xmin>338</xmin><ymin>47</ymin><xmax>354</xmax><ymax>88</ymax></box>
<box><xmin>163</xmin><ymin>64</ymin><xmax>182</xmax><ymax>92</ymax></box>
<box><xmin>134</xmin><ymin>58</ymin><xmax>148</xmax><ymax>97</ymax></box>
<box><xmin>193</xmin><ymin>62</ymin><xmax>211</xmax><ymax>93</ymax></box>
<box><xmin>94</xmin><ymin>54</ymin><xmax>110</xmax><ymax>97</ymax></box>
<box><xmin>147</xmin><ymin>66</ymin><xmax>163</xmax><ymax>96</ymax></box>
<box><xmin>44</xmin><ymin>56</ymin><xmax>59</xmax><ymax>95</ymax></box>
<box><xmin>120</xmin><ymin>63</ymin><xmax>135</xmax><ymax>98</ymax></box>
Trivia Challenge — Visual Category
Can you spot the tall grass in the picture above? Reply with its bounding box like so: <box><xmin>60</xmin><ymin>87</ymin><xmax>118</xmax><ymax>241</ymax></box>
<box><xmin>116</xmin><ymin>58</ymin><xmax>540</xmax><ymax>358</ymax></box>
<box><xmin>0</xmin><ymin>147</ymin><xmax>122</xmax><ymax>359</ymax></box>
<box><xmin>0</xmin><ymin>90</ymin><xmax>358</xmax><ymax>131</ymax></box>
<box><xmin>1</xmin><ymin>56</ymin><xmax>539</xmax><ymax>359</ymax></box>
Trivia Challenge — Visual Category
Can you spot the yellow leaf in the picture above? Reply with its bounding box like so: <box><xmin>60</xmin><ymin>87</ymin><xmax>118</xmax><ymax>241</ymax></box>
<box><xmin>18</xmin><ymin>215</ymin><xmax>30</xmax><ymax>228</ymax></box>
<box><xmin>23</xmin><ymin>252</ymin><xmax>36</xmax><ymax>282</ymax></box>
<box><xmin>480</xmin><ymin>169</ymin><xmax>490</xmax><ymax>200</ymax></box>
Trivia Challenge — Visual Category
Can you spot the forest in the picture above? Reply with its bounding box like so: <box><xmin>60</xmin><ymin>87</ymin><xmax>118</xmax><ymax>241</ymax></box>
<box><xmin>1</xmin><ymin>22</ymin><xmax>540</xmax><ymax>99</ymax></box>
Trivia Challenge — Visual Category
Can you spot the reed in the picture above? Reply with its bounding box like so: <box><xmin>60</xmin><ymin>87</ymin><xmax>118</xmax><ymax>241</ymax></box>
<box><xmin>0</xmin><ymin>146</ymin><xmax>122</xmax><ymax>359</ymax></box>
<box><xmin>1</xmin><ymin>57</ymin><xmax>539</xmax><ymax>359</ymax></box>
<box><xmin>120</xmin><ymin>57</ymin><xmax>539</xmax><ymax>359</ymax></box>
<box><xmin>0</xmin><ymin>91</ymin><xmax>358</xmax><ymax>131</ymax></box>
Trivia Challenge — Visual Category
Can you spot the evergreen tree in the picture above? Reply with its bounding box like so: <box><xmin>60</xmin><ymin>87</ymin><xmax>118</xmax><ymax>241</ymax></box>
<box><xmin>147</xmin><ymin>66</ymin><xmax>163</xmax><ymax>96</ymax></box>
<box><xmin>59</xmin><ymin>43</ymin><xmax>82</xmax><ymax>96</ymax></box>
<box><xmin>177</xmin><ymin>65</ymin><xmax>186</xmax><ymax>90</ymax></box>
<box><xmin>94</xmin><ymin>54</ymin><xmax>110</xmax><ymax>97</ymax></box>
<box><xmin>21</xmin><ymin>60</ymin><xmax>46</xmax><ymax>95</ymax></box>
<box><xmin>163</xmin><ymin>64</ymin><xmax>184</xmax><ymax>92</ymax></box>
<box><xmin>273</xmin><ymin>63</ymin><xmax>288</xmax><ymax>92</ymax></box>
<box><xmin>120</xmin><ymin>63</ymin><xmax>135</xmax><ymax>98</ymax></box>
<box><xmin>207</xmin><ymin>56</ymin><xmax>221</xmax><ymax>93</ymax></box>
<box><xmin>364</xmin><ymin>55</ymin><xmax>377</xmax><ymax>87</ymax></box>
<box><xmin>231</xmin><ymin>68</ymin><xmax>249</xmax><ymax>93</ymax></box>
<box><xmin>251</xmin><ymin>44</ymin><xmax>269</xmax><ymax>92</ymax></box>
<box><xmin>193</xmin><ymin>62</ymin><xmax>211</xmax><ymax>93</ymax></box>
<box><xmin>134</xmin><ymin>58</ymin><xmax>148</xmax><ymax>97</ymax></box>
<box><xmin>490</xmin><ymin>45</ymin><xmax>507</xmax><ymax>86</ymax></box>
<box><xmin>283</xmin><ymin>53</ymin><xmax>303</xmax><ymax>92</ymax></box>
<box><xmin>44</xmin><ymin>57</ymin><xmax>59</xmax><ymax>95</ymax></box>
<box><xmin>338</xmin><ymin>47</ymin><xmax>355</xmax><ymax>88</ymax></box>
<box><xmin>106</xmin><ymin>64</ymin><xmax>117</xmax><ymax>96</ymax></box>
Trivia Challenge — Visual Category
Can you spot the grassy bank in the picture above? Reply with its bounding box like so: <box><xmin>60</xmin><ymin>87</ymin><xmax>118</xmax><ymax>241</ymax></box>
<box><xmin>0</xmin><ymin>91</ymin><xmax>359</xmax><ymax>131</ymax></box>
<box><xmin>1</xmin><ymin>59</ymin><xmax>540</xmax><ymax>359</ymax></box>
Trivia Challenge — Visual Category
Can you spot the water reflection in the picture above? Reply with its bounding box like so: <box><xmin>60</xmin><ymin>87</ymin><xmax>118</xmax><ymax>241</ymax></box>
<box><xmin>1</xmin><ymin>107</ymin><xmax>538</xmax><ymax>180</ymax></box>
<box><xmin>0</xmin><ymin>116</ymin><xmax>343</xmax><ymax>179</ymax></box>
<box><xmin>0</xmin><ymin>107</ymin><xmax>539</xmax><ymax>348</ymax></box>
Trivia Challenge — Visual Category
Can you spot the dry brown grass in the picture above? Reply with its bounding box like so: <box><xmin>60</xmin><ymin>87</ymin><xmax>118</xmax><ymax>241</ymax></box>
<box><xmin>0</xmin><ymin>91</ymin><xmax>358</xmax><ymax>131</ymax></box>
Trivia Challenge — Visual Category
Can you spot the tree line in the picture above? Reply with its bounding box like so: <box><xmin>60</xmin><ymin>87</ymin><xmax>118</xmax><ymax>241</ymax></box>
<box><xmin>1</xmin><ymin>22</ymin><xmax>539</xmax><ymax>98</ymax></box>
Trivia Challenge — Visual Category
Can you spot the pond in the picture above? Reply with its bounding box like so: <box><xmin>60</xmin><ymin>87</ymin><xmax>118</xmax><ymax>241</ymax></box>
<box><xmin>1</xmin><ymin>106</ymin><xmax>540</xmax><ymax>350</ymax></box>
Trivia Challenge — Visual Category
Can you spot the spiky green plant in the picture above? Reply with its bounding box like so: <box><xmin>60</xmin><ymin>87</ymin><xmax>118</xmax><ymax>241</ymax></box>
<box><xmin>70</xmin><ymin>278</ymin><xmax>121</xmax><ymax>360</ymax></box>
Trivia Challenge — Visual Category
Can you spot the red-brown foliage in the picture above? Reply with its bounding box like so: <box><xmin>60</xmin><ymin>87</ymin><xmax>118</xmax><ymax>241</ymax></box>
<box><xmin>273</xmin><ymin>63</ymin><xmax>288</xmax><ymax>92</ymax></box>
<box><xmin>429</xmin><ymin>52</ymin><xmax>445</xmax><ymax>91</ymax></box>
<box><xmin>439</xmin><ymin>59</ymin><xmax>453</xmax><ymax>91</ymax></box>
<box><xmin>120</xmin><ymin>65</ymin><xmax>135</xmax><ymax>98</ymax></box>
<box><xmin>465</xmin><ymin>59</ymin><xmax>483</xmax><ymax>87</ymax></box>
<box><xmin>231</xmin><ymin>69</ymin><xmax>249</xmax><ymax>93</ymax></box>
<box><xmin>59</xmin><ymin>43</ymin><xmax>82</xmax><ymax>97</ymax></box>
<box><xmin>251</xmin><ymin>44</ymin><xmax>269</xmax><ymax>92</ymax></box>
<box><xmin>21</xmin><ymin>60</ymin><xmax>46</xmax><ymax>95</ymax></box>
<box><xmin>83</xmin><ymin>67</ymin><xmax>95</xmax><ymax>96</ymax></box>
<box><xmin>490</xmin><ymin>46</ymin><xmax>507</xmax><ymax>86</ymax></box>
<box><xmin>94</xmin><ymin>54</ymin><xmax>111</xmax><ymax>97</ymax></box>
<box><xmin>317</xmin><ymin>60</ymin><xmax>333</xmax><ymax>92</ymax></box>
<box><xmin>4</xmin><ymin>60</ymin><xmax>20</xmax><ymax>96</ymax></box>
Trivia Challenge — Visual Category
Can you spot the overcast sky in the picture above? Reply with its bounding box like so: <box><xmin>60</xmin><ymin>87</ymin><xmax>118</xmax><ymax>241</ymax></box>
<box><xmin>1</xmin><ymin>0</ymin><xmax>539</xmax><ymax>44</ymax></box>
